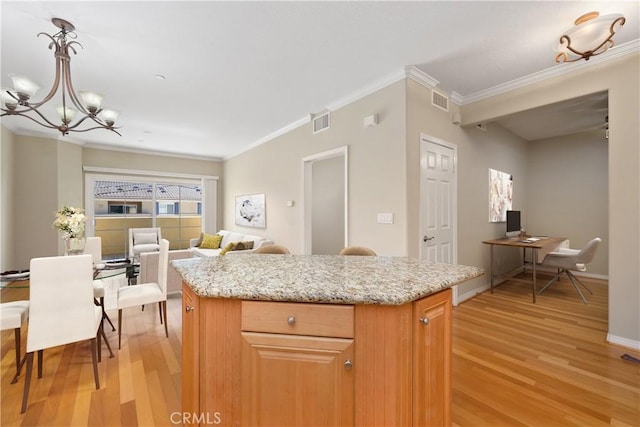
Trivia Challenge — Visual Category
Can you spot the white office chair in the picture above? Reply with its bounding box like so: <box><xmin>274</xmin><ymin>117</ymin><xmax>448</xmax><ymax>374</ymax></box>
<box><xmin>1</xmin><ymin>301</ymin><xmax>29</xmax><ymax>378</ymax></box>
<box><xmin>117</xmin><ymin>239</ymin><xmax>169</xmax><ymax>349</ymax></box>
<box><xmin>128</xmin><ymin>227</ymin><xmax>161</xmax><ymax>262</ymax></box>
<box><xmin>538</xmin><ymin>237</ymin><xmax>601</xmax><ymax>304</ymax></box>
<box><xmin>21</xmin><ymin>255</ymin><xmax>103</xmax><ymax>413</ymax></box>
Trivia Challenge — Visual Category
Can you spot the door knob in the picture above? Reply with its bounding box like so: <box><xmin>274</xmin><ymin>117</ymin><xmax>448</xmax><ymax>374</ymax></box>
<box><xmin>423</xmin><ymin>236</ymin><xmax>435</xmax><ymax>242</ymax></box>
<box><xmin>185</xmin><ymin>306</ymin><xmax>194</xmax><ymax>313</ymax></box>
<box><xmin>287</xmin><ymin>316</ymin><xmax>296</xmax><ymax>326</ymax></box>
<box><xmin>419</xmin><ymin>317</ymin><xmax>429</xmax><ymax>325</ymax></box>
<box><xmin>344</xmin><ymin>360</ymin><xmax>353</xmax><ymax>370</ymax></box>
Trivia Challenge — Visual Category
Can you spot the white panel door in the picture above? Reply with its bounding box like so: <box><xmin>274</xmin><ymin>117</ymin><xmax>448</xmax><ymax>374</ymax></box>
<box><xmin>420</xmin><ymin>138</ymin><xmax>456</xmax><ymax>264</ymax></box>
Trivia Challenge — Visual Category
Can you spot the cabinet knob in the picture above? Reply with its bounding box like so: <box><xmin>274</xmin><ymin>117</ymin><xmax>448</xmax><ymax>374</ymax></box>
<box><xmin>419</xmin><ymin>317</ymin><xmax>429</xmax><ymax>325</ymax></box>
<box><xmin>344</xmin><ymin>360</ymin><xmax>353</xmax><ymax>370</ymax></box>
<box><xmin>287</xmin><ymin>316</ymin><xmax>296</xmax><ymax>326</ymax></box>
<box><xmin>185</xmin><ymin>306</ymin><xmax>194</xmax><ymax>313</ymax></box>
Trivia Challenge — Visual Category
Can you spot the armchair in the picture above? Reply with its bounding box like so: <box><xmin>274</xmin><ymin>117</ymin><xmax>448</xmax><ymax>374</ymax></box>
<box><xmin>128</xmin><ymin>227</ymin><xmax>161</xmax><ymax>262</ymax></box>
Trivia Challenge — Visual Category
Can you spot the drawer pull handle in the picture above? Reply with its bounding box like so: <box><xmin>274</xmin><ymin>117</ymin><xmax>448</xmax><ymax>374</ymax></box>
<box><xmin>287</xmin><ymin>316</ymin><xmax>296</xmax><ymax>326</ymax></box>
<box><xmin>419</xmin><ymin>317</ymin><xmax>429</xmax><ymax>325</ymax></box>
<box><xmin>344</xmin><ymin>360</ymin><xmax>353</xmax><ymax>370</ymax></box>
<box><xmin>185</xmin><ymin>306</ymin><xmax>194</xmax><ymax>313</ymax></box>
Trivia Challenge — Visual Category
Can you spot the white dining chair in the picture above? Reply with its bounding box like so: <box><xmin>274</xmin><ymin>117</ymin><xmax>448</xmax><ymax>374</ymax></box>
<box><xmin>117</xmin><ymin>238</ymin><xmax>169</xmax><ymax>349</ymax></box>
<box><xmin>0</xmin><ymin>300</ymin><xmax>29</xmax><ymax>378</ymax></box>
<box><xmin>85</xmin><ymin>236</ymin><xmax>117</xmax><ymax>339</ymax></box>
<box><xmin>20</xmin><ymin>254</ymin><xmax>103</xmax><ymax>413</ymax></box>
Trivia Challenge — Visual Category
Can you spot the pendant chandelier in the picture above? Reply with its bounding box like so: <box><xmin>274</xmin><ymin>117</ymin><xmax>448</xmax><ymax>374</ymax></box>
<box><xmin>555</xmin><ymin>11</ymin><xmax>626</xmax><ymax>63</ymax></box>
<box><xmin>1</xmin><ymin>18</ymin><xmax>121</xmax><ymax>136</ymax></box>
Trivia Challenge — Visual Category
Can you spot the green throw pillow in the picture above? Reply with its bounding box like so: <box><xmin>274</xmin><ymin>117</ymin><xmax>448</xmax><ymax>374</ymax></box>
<box><xmin>200</xmin><ymin>233</ymin><xmax>223</xmax><ymax>249</ymax></box>
<box><xmin>219</xmin><ymin>242</ymin><xmax>236</xmax><ymax>256</ymax></box>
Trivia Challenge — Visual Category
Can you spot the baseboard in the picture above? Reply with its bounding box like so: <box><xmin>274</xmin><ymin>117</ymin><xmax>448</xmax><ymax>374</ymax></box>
<box><xmin>606</xmin><ymin>334</ymin><xmax>640</xmax><ymax>350</ymax></box>
<box><xmin>456</xmin><ymin>282</ymin><xmax>491</xmax><ymax>304</ymax></box>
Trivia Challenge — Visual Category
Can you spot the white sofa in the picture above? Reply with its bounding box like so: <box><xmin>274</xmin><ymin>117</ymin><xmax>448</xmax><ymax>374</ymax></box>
<box><xmin>139</xmin><ymin>249</ymin><xmax>193</xmax><ymax>294</ymax></box>
<box><xmin>189</xmin><ymin>230</ymin><xmax>273</xmax><ymax>258</ymax></box>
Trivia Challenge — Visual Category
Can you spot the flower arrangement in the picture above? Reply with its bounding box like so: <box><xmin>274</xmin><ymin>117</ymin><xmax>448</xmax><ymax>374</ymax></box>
<box><xmin>53</xmin><ymin>206</ymin><xmax>87</xmax><ymax>238</ymax></box>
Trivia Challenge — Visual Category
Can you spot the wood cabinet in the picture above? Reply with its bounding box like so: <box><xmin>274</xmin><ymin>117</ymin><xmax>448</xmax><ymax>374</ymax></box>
<box><xmin>181</xmin><ymin>284</ymin><xmax>199</xmax><ymax>422</ymax></box>
<box><xmin>182</xmin><ymin>283</ymin><xmax>452</xmax><ymax>426</ymax></box>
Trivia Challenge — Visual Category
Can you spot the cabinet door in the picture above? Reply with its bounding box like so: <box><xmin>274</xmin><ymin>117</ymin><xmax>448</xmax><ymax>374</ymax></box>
<box><xmin>182</xmin><ymin>283</ymin><xmax>200</xmax><ymax>425</ymax></box>
<box><xmin>241</xmin><ymin>332</ymin><xmax>354</xmax><ymax>426</ymax></box>
<box><xmin>413</xmin><ymin>288</ymin><xmax>452</xmax><ymax>427</ymax></box>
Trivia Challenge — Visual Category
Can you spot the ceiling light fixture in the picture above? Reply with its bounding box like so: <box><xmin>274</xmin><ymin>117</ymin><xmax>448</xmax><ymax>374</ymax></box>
<box><xmin>1</xmin><ymin>18</ymin><xmax>121</xmax><ymax>136</ymax></box>
<box><xmin>555</xmin><ymin>11</ymin><xmax>626</xmax><ymax>63</ymax></box>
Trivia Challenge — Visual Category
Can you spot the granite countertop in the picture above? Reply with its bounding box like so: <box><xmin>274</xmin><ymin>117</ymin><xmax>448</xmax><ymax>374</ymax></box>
<box><xmin>173</xmin><ymin>254</ymin><xmax>483</xmax><ymax>305</ymax></box>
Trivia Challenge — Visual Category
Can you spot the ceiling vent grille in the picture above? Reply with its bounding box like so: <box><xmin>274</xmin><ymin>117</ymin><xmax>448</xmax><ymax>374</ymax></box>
<box><xmin>431</xmin><ymin>90</ymin><xmax>449</xmax><ymax>112</ymax></box>
<box><xmin>312</xmin><ymin>111</ymin><xmax>330</xmax><ymax>134</ymax></box>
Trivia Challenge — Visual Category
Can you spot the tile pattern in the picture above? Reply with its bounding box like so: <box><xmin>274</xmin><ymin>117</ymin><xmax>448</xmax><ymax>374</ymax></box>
<box><xmin>172</xmin><ymin>255</ymin><xmax>483</xmax><ymax>305</ymax></box>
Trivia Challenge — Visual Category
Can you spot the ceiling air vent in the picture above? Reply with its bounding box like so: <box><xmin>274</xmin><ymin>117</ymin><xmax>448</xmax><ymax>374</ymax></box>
<box><xmin>312</xmin><ymin>111</ymin><xmax>330</xmax><ymax>134</ymax></box>
<box><xmin>431</xmin><ymin>90</ymin><xmax>449</xmax><ymax>112</ymax></box>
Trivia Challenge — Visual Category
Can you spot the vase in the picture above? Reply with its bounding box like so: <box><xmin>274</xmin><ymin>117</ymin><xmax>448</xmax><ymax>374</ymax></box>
<box><xmin>64</xmin><ymin>236</ymin><xmax>86</xmax><ymax>256</ymax></box>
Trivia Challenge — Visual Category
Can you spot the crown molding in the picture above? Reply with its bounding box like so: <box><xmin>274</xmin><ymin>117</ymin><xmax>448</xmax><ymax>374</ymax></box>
<box><xmin>459</xmin><ymin>39</ymin><xmax>640</xmax><ymax>105</ymax></box>
<box><xmin>83</xmin><ymin>142</ymin><xmax>223</xmax><ymax>162</ymax></box>
<box><xmin>225</xmin><ymin>68</ymin><xmax>409</xmax><ymax>160</ymax></box>
<box><xmin>405</xmin><ymin>66</ymin><xmax>440</xmax><ymax>89</ymax></box>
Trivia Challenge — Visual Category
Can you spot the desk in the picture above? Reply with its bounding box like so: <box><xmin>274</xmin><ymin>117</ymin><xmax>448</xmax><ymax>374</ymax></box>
<box><xmin>482</xmin><ymin>236</ymin><xmax>567</xmax><ymax>303</ymax></box>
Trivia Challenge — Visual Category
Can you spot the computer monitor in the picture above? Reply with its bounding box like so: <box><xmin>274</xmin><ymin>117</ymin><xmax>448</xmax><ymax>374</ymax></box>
<box><xmin>506</xmin><ymin>210</ymin><xmax>521</xmax><ymax>237</ymax></box>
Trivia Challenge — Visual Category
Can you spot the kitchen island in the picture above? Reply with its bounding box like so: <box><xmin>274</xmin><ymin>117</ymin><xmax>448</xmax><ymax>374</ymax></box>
<box><xmin>173</xmin><ymin>254</ymin><xmax>483</xmax><ymax>427</ymax></box>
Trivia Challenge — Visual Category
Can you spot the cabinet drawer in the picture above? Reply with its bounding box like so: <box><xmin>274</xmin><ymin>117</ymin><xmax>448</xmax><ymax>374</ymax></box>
<box><xmin>242</xmin><ymin>301</ymin><xmax>354</xmax><ymax>338</ymax></box>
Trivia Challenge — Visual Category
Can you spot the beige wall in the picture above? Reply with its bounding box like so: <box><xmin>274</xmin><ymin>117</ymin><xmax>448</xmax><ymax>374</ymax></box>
<box><xmin>1</xmin><ymin>126</ymin><xmax>16</xmax><ymax>270</ymax></box>
<box><xmin>223</xmin><ymin>80</ymin><xmax>408</xmax><ymax>255</ymax></box>
<box><xmin>527</xmin><ymin>130</ymin><xmax>608</xmax><ymax>275</ymax></box>
<box><xmin>462</xmin><ymin>53</ymin><xmax>639</xmax><ymax>345</ymax></box>
<box><xmin>1</xmin><ymin>132</ymin><xmax>223</xmax><ymax>270</ymax></box>
<box><xmin>13</xmin><ymin>134</ymin><xmax>60</xmax><ymax>267</ymax></box>
<box><xmin>311</xmin><ymin>155</ymin><xmax>345</xmax><ymax>255</ymax></box>
<box><xmin>405</xmin><ymin>79</ymin><xmax>531</xmax><ymax>298</ymax></box>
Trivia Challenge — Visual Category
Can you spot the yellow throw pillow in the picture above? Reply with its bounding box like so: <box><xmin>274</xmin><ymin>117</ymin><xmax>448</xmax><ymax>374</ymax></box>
<box><xmin>219</xmin><ymin>242</ymin><xmax>236</xmax><ymax>256</ymax></box>
<box><xmin>200</xmin><ymin>233</ymin><xmax>223</xmax><ymax>249</ymax></box>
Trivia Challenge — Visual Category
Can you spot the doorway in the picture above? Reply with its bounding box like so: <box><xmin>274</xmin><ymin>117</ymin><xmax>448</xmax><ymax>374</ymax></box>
<box><xmin>420</xmin><ymin>135</ymin><xmax>458</xmax><ymax>301</ymax></box>
<box><xmin>302</xmin><ymin>147</ymin><xmax>348</xmax><ymax>255</ymax></box>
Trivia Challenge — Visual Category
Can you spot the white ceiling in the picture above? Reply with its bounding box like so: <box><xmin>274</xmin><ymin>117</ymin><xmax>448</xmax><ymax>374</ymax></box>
<box><xmin>1</xmin><ymin>1</ymin><xmax>638</xmax><ymax>159</ymax></box>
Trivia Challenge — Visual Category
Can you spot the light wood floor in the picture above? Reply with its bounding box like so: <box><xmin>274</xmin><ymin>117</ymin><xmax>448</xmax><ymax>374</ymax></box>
<box><xmin>1</xmin><ymin>275</ymin><xmax>638</xmax><ymax>426</ymax></box>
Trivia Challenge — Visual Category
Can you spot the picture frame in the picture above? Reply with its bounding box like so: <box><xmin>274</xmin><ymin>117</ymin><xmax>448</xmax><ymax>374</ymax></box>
<box><xmin>488</xmin><ymin>168</ymin><xmax>513</xmax><ymax>223</ymax></box>
<box><xmin>235</xmin><ymin>193</ymin><xmax>266</xmax><ymax>228</ymax></box>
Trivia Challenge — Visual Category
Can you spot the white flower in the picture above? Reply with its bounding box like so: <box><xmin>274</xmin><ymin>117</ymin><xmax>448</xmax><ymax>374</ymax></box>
<box><xmin>53</xmin><ymin>206</ymin><xmax>87</xmax><ymax>238</ymax></box>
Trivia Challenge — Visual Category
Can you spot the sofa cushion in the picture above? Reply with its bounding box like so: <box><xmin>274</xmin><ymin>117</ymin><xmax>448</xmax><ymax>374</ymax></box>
<box><xmin>200</xmin><ymin>233</ymin><xmax>223</xmax><ymax>249</ymax></box>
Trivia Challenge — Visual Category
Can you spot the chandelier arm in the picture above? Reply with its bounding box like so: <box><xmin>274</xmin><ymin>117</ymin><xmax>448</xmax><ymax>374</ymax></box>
<box><xmin>69</xmin><ymin>125</ymin><xmax>122</xmax><ymax>136</ymax></box>
<box><xmin>0</xmin><ymin>110</ymin><xmax>62</xmax><ymax>130</ymax></box>
<box><xmin>62</xmin><ymin>59</ymin><xmax>92</xmax><ymax>116</ymax></box>
<box><xmin>25</xmin><ymin>52</ymin><xmax>64</xmax><ymax>109</ymax></box>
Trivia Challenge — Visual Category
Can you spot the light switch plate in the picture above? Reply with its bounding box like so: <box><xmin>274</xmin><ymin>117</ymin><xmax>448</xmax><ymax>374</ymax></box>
<box><xmin>377</xmin><ymin>213</ymin><xmax>394</xmax><ymax>224</ymax></box>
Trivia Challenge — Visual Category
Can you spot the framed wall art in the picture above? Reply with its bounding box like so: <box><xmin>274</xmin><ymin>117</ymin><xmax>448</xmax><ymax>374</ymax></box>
<box><xmin>235</xmin><ymin>193</ymin><xmax>266</xmax><ymax>228</ymax></box>
<box><xmin>488</xmin><ymin>168</ymin><xmax>513</xmax><ymax>223</ymax></box>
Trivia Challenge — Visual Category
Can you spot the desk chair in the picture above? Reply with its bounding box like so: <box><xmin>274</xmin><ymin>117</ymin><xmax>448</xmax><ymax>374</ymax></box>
<box><xmin>538</xmin><ymin>237</ymin><xmax>601</xmax><ymax>304</ymax></box>
<box><xmin>21</xmin><ymin>255</ymin><xmax>103</xmax><ymax>413</ymax></box>
<box><xmin>339</xmin><ymin>246</ymin><xmax>377</xmax><ymax>256</ymax></box>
